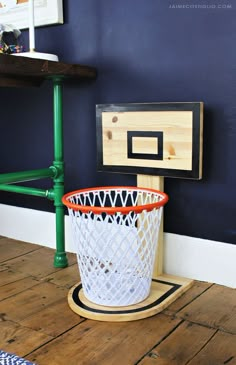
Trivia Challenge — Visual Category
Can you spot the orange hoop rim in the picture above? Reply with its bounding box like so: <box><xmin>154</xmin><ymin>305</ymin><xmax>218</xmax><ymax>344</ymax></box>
<box><xmin>62</xmin><ymin>186</ymin><xmax>169</xmax><ymax>215</ymax></box>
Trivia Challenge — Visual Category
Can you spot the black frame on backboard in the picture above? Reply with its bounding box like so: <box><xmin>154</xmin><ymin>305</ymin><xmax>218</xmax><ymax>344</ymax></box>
<box><xmin>96</xmin><ymin>102</ymin><xmax>203</xmax><ymax>179</ymax></box>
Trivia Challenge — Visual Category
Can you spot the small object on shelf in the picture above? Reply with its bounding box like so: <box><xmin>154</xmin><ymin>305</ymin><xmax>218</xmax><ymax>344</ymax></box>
<box><xmin>2</xmin><ymin>0</ymin><xmax>58</xmax><ymax>61</ymax></box>
<box><xmin>0</xmin><ymin>23</ymin><xmax>24</xmax><ymax>54</ymax></box>
<box><xmin>15</xmin><ymin>0</ymin><xmax>58</xmax><ymax>61</ymax></box>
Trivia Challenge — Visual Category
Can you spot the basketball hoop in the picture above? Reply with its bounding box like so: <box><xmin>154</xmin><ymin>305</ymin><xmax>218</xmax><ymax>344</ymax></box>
<box><xmin>63</xmin><ymin>186</ymin><xmax>168</xmax><ymax>306</ymax></box>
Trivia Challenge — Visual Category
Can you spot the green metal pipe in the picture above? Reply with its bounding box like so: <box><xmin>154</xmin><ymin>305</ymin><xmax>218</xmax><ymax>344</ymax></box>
<box><xmin>53</xmin><ymin>77</ymin><xmax>68</xmax><ymax>268</ymax></box>
<box><xmin>0</xmin><ymin>167</ymin><xmax>56</xmax><ymax>185</ymax></box>
<box><xmin>0</xmin><ymin>77</ymin><xmax>68</xmax><ymax>269</ymax></box>
<box><xmin>54</xmin><ymin>78</ymin><xmax>64</xmax><ymax>162</ymax></box>
<box><xmin>0</xmin><ymin>184</ymin><xmax>54</xmax><ymax>199</ymax></box>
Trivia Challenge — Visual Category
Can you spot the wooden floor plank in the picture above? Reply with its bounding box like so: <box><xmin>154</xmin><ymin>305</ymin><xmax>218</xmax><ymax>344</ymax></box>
<box><xmin>0</xmin><ymin>282</ymin><xmax>68</xmax><ymax>322</ymax></box>
<box><xmin>188</xmin><ymin>331</ymin><xmax>236</xmax><ymax>365</ymax></box>
<box><xmin>0</xmin><ymin>238</ymin><xmax>41</xmax><ymax>263</ymax></box>
<box><xmin>0</xmin><ymin>276</ymin><xmax>39</xmax><ymax>301</ymax></box>
<box><xmin>43</xmin><ymin>263</ymin><xmax>80</xmax><ymax>289</ymax></box>
<box><xmin>139</xmin><ymin>355</ymin><xmax>178</xmax><ymax>365</ymax></box>
<box><xmin>164</xmin><ymin>281</ymin><xmax>213</xmax><ymax>315</ymax></box>
<box><xmin>0</xmin><ymin>238</ymin><xmax>235</xmax><ymax>365</ymax></box>
<box><xmin>21</xmin><ymin>298</ymin><xmax>84</xmax><ymax>337</ymax></box>
<box><xmin>1</xmin><ymin>247</ymin><xmax>77</xmax><ymax>278</ymax></box>
<box><xmin>139</xmin><ymin>321</ymin><xmax>216</xmax><ymax>365</ymax></box>
<box><xmin>0</xmin><ymin>320</ymin><xmax>52</xmax><ymax>358</ymax></box>
<box><xmin>177</xmin><ymin>284</ymin><xmax>236</xmax><ymax>334</ymax></box>
<box><xmin>0</xmin><ymin>268</ymin><xmax>28</xmax><ymax>287</ymax></box>
<box><xmin>0</xmin><ymin>266</ymin><xmax>7</xmax><ymax>272</ymax></box>
<box><xmin>27</xmin><ymin>314</ymin><xmax>181</xmax><ymax>365</ymax></box>
<box><xmin>223</xmin><ymin>313</ymin><xmax>236</xmax><ymax>336</ymax></box>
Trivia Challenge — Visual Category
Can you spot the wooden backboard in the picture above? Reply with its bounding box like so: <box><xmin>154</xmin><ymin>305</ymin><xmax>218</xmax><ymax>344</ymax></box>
<box><xmin>96</xmin><ymin>102</ymin><xmax>203</xmax><ymax>179</ymax></box>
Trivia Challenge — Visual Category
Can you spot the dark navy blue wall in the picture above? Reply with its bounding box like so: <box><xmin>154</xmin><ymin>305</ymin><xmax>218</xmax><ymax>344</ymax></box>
<box><xmin>0</xmin><ymin>0</ymin><xmax>236</xmax><ymax>244</ymax></box>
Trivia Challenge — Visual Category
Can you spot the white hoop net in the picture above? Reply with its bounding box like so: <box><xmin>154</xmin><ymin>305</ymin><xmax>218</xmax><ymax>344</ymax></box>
<box><xmin>64</xmin><ymin>187</ymin><xmax>166</xmax><ymax>307</ymax></box>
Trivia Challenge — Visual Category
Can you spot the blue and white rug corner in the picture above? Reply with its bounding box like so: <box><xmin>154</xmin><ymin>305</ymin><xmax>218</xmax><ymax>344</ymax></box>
<box><xmin>0</xmin><ymin>351</ymin><xmax>36</xmax><ymax>365</ymax></box>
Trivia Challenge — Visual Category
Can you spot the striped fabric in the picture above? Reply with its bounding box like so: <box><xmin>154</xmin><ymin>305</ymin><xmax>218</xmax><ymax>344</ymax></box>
<box><xmin>0</xmin><ymin>351</ymin><xmax>36</xmax><ymax>365</ymax></box>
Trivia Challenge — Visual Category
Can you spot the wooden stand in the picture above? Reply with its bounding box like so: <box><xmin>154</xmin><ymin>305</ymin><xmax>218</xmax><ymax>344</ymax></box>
<box><xmin>68</xmin><ymin>102</ymin><xmax>203</xmax><ymax>321</ymax></box>
<box><xmin>68</xmin><ymin>275</ymin><xmax>192</xmax><ymax>322</ymax></box>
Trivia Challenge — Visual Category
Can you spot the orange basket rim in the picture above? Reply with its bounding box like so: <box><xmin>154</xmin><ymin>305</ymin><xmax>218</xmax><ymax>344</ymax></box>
<box><xmin>62</xmin><ymin>186</ymin><xmax>169</xmax><ymax>215</ymax></box>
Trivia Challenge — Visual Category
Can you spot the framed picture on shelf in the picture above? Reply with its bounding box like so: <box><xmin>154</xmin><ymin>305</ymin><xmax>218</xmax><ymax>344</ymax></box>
<box><xmin>0</xmin><ymin>0</ymin><xmax>63</xmax><ymax>29</ymax></box>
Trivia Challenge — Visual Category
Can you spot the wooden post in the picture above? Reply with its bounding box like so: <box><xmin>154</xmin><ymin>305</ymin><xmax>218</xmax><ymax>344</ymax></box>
<box><xmin>137</xmin><ymin>175</ymin><xmax>164</xmax><ymax>278</ymax></box>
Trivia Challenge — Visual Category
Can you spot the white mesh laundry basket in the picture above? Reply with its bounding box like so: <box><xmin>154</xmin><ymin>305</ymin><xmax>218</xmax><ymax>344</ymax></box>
<box><xmin>62</xmin><ymin>186</ymin><xmax>168</xmax><ymax>307</ymax></box>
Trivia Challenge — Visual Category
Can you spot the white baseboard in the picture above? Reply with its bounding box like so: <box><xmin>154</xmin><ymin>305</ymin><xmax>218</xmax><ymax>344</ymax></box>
<box><xmin>164</xmin><ymin>233</ymin><xmax>236</xmax><ymax>288</ymax></box>
<box><xmin>0</xmin><ymin>203</ymin><xmax>74</xmax><ymax>251</ymax></box>
<box><xmin>0</xmin><ymin>204</ymin><xmax>235</xmax><ymax>288</ymax></box>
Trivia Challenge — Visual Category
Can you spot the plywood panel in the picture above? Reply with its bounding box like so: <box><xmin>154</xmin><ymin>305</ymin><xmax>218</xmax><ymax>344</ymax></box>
<box><xmin>102</xmin><ymin>111</ymin><xmax>193</xmax><ymax>170</ymax></box>
<box><xmin>97</xmin><ymin>102</ymin><xmax>203</xmax><ymax>179</ymax></box>
<box><xmin>68</xmin><ymin>275</ymin><xmax>193</xmax><ymax>322</ymax></box>
<box><xmin>137</xmin><ymin>174</ymin><xmax>164</xmax><ymax>276</ymax></box>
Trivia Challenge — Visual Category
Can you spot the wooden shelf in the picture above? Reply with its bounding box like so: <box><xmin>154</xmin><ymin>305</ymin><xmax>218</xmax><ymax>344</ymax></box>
<box><xmin>0</xmin><ymin>54</ymin><xmax>97</xmax><ymax>87</ymax></box>
<box><xmin>0</xmin><ymin>54</ymin><xmax>97</xmax><ymax>268</ymax></box>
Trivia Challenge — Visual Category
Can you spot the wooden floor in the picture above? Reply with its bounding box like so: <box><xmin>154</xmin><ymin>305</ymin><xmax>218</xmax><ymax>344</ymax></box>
<box><xmin>0</xmin><ymin>236</ymin><xmax>235</xmax><ymax>365</ymax></box>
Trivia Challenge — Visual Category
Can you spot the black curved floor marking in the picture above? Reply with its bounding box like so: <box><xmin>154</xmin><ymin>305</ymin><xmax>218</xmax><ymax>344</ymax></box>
<box><xmin>71</xmin><ymin>279</ymin><xmax>181</xmax><ymax>314</ymax></box>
